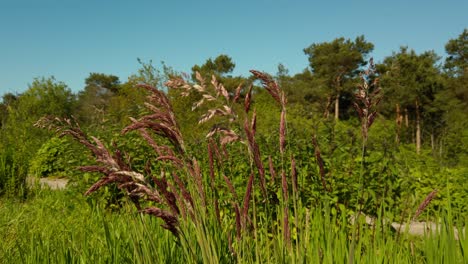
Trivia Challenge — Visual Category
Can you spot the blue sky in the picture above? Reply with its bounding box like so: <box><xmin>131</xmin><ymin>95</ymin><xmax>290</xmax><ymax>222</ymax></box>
<box><xmin>0</xmin><ymin>0</ymin><xmax>466</xmax><ymax>95</ymax></box>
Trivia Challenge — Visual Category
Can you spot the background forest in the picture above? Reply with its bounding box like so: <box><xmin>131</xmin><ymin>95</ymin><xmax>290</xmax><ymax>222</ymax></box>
<box><xmin>0</xmin><ymin>29</ymin><xmax>467</xmax><ymax>263</ymax></box>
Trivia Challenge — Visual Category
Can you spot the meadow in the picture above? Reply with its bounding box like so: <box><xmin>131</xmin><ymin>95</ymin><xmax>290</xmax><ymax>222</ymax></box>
<box><xmin>1</xmin><ymin>187</ymin><xmax>466</xmax><ymax>263</ymax></box>
<box><xmin>1</xmin><ymin>61</ymin><xmax>467</xmax><ymax>263</ymax></box>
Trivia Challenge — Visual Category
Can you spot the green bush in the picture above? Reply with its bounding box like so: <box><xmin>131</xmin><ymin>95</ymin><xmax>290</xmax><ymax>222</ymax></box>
<box><xmin>0</xmin><ymin>146</ymin><xmax>28</xmax><ymax>197</ymax></box>
<box><xmin>29</xmin><ymin>137</ymin><xmax>72</xmax><ymax>178</ymax></box>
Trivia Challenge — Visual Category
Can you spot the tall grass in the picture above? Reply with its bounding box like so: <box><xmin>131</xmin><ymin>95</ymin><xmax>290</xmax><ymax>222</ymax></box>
<box><xmin>0</xmin><ymin>148</ymin><xmax>27</xmax><ymax>198</ymax></box>
<box><xmin>12</xmin><ymin>67</ymin><xmax>465</xmax><ymax>263</ymax></box>
<box><xmin>1</xmin><ymin>189</ymin><xmax>466</xmax><ymax>263</ymax></box>
<box><xmin>0</xmin><ymin>190</ymin><xmax>183</xmax><ymax>263</ymax></box>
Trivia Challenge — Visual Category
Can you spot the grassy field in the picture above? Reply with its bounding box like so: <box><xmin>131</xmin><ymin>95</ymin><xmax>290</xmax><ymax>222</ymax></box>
<box><xmin>0</xmin><ymin>189</ymin><xmax>182</xmax><ymax>263</ymax></box>
<box><xmin>1</xmin><ymin>188</ymin><xmax>466</xmax><ymax>263</ymax></box>
<box><xmin>1</xmin><ymin>70</ymin><xmax>467</xmax><ymax>263</ymax></box>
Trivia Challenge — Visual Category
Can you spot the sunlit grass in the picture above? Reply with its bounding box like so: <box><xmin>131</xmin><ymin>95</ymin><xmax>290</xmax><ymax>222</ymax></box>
<box><xmin>1</xmin><ymin>188</ymin><xmax>465</xmax><ymax>263</ymax></box>
<box><xmin>0</xmin><ymin>189</ymin><xmax>182</xmax><ymax>263</ymax></box>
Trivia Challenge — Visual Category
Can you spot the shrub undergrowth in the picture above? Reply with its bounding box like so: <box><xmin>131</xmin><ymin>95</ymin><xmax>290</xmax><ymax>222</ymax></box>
<box><xmin>1</xmin><ymin>62</ymin><xmax>466</xmax><ymax>263</ymax></box>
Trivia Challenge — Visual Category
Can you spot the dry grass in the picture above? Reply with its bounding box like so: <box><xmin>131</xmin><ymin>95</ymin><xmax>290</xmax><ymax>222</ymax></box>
<box><xmin>35</xmin><ymin>70</ymin><xmax>291</xmax><ymax>243</ymax></box>
<box><xmin>28</xmin><ymin>65</ymin><xmax>466</xmax><ymax>263</ymax></box>
<box><xmin>413</xmin><ymin>189</ymin><xmax>438</xmax><ymax>221</ymax></box>
<box><xmin>353</xmin><ymin>58</ymin><xmax>382</xmax><ymax>142</ymax></box>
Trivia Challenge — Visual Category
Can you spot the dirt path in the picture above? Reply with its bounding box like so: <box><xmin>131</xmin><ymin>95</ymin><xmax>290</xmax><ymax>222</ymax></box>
<box><xmin>353</xmin><ymin>213</ymin><xmax>465</xmax><ymax>240</ymax></box>
<box><xmin>26</xmin><ymin>177</ymin><xmax>464</xmax><ymax>239</ymax></box>
<box><xmin>26</xmin><ymin>177</ymin><xmax>69</xmax><ymax>190</ymax></box>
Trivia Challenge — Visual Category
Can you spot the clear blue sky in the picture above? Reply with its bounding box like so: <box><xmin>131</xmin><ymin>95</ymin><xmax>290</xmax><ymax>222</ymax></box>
<box><xmin>1</xmin><ymin>0</ymin><xmax>466</xmax><ymax>95</ymax></box>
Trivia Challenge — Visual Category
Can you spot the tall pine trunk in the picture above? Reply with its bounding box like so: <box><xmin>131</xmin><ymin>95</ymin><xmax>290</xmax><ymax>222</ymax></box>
<box><xmin>323</xmin><ymin>95</ymin><xmax>331</xmax><ymax>119</ymax></box>
<box><xmin>334</xmin><ymin>76</ymin><xmax>341</xmax><ymax>122</ymax></box>
<box><xmin>334</xmin><ymin>92</ymin><xmax>340</xmax><ymax>121</ymax></box>
<box><xmin>395</xmin><ymin>104</ymin><xmax>402</xmax><ymax>144</ymax></box>
<box><xmin>404</xmin><ymin>108</ymin><xmax>409</xmax><ymax>127</ymax></box>
<box><xmin>415</xmin><ymin>100</ymin><xmax>421</xmax><ymax>154</ymax></box>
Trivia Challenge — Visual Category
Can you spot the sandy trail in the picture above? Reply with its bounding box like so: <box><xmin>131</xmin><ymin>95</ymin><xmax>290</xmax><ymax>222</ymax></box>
<box><xmin>26</xmin><ymin>176</ymin><xmax>69</xmax><ymax>190</ymax></box>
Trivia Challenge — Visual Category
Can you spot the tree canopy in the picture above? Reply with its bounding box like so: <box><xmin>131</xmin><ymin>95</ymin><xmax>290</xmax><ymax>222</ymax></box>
<box><xmin>303</xmin><ymin>36</ymin><xmax>374</xmax><ymax>120</ymax></box>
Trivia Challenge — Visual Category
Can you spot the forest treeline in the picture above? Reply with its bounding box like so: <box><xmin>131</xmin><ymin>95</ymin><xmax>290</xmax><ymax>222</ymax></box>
<box><xmin>1</xmin><ymin>29</ymin><xmax>467</xmax><ymax>263</ymax></box>
<box><xmin>0</xmin><ymin>29</ymin><xmax>466</xmax><ymax>213</ymax></box>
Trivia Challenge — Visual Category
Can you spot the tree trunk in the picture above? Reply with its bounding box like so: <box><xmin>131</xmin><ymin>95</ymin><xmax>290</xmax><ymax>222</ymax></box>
<box><xmin>415</xmin><ymin>100</ymin><xmax>421</xmax><ymax>154</ymax></box>
<box><xmin>334</xmin><ymin>76</ymin><xmax>342</xmax><ymax>122</ymax></box>
<box><xmin>404</xmin><ymin>108</ymin><xmax>409</xmax><ymax>127</ymax></box>
<box><xmin>430</xmin><ymin>129</ymin><xmax>435</xmax><ymax>153</ymax></box>
<box><xmin>323</xmin><ymin>95</ymin><xmax>332</xmax><ymax>119</ymax></box>
<box><xmin>334</xmin><ymin>92</ymin><xmax>340</xmax><ymax>121</ymax></box>
<box><xmin>396</xmin><ymin>104</ymin><xmax>402</xmax><ymax>144</ymax></box>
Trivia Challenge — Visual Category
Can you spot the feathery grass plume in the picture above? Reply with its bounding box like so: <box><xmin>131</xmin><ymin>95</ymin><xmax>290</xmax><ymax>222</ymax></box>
<box><xmin>170</xmin><ymin>173</ymin><xmax>191</xmax><ymax>204</ymax></box>
<box><xmin>312</xmin><ymin>135</ymin><xmax>329</xmax><ymax>192</ymax></box>
<box><xmin>243</xmin><ymin>118</ymin><xmax>267</xmax><ymax>199</ymax></box>
<box><xmin>280</xmin><ymin>109</ymin><xmax>286</xmax><ymax>154</ymax></box>
<box><xmin>167</xmin><ymin>73</ymin><xmax>241</xmax><ymax>153</ymax></box>
<box><xmin>171</xmin><ymin>172</ymin><xmax>195</xmax><ymax>216</ymax></box>
<box><xmin>227</xmin><ymin>234</ymin><xmax>237</xmax><ymax>257</ymax></box>
<box><xmin>122</xmin><ymin>84</ymin><xmax>185</xmax><ymax>154</ymax></box>
<box><xmin>413</xmin><ymin>189</ymin><xmax>438</xmax><ymax>221</ymax></box>
<box><xmin>140</xmin><ymin>207</ymin><xmax>179</xmax><ymax>236</ymax></box>
<box><xmin>167</xmin><ymin>72</ymin><xmax>273</xmax><ymax>230</ymax></box>
<box><xmin>233</xmin><ymin>202</ymin><xmax>242</xmax><ymax>240</ymax></box>
<box><xmin>35</xmin><ymin>116</ymin><xmax>92</xmax><ymax>149</ymax></box>
<box><xmin>79</xmin><ymin>165</ymin><xmax>113</xmax><ymax>175</ymax></box>
<box><xmin>208</xmin><ymin>138</ymin><xmax>223</xmax><ymax>163</ymax></box>
<box><xmin>124</xmin><ymin>116</ymin><xmax>184</xmax><ymax>154</ymax></box>
<box><xmin>113</xmin><ymin>146</ymin><xmax>131</xmax><ymax>171</ymax></box>
<box><xmin>155</xmin><ymin>155</ymin><xmax>185</xmax><ymax>168</ymax></box>
<box><xmin>35</xmin><ymin>117</ymin><xmax>117</xmax><ymax>169</ymax></box>
<box><xmin>223</xmin><ymin>172</ymin><xmax>242</xmax><ymax>239</ymax></box>
<box><xmin>198</xmin><ymin>106</ymin><xmax>235</xmax><ymax>124</ymax></box>
<box><xmin>283</xmin><ymin>207</ymin><xmax>291</xmax><ymax>247</ymax></box>
<box><xmin>242</xmin><ymin>173</ymin><xmax>255</xmax><ymax>229</ymax></box>
<box><xmin>268</xmin><ymin>156</ymin><xmax>276</xmax><ymax>184</ymax></box>
<box><xmin>251</xmin><ymin>110</ymin><xmax>257</xmax><ymax>135</ymax></box>
<box><xmin>152</xmin><ymin>174</ymin><xmax>180</xmax><ymax>216</ymax></box>
<box><xmin>244</xmin><ymin>84</ymin><xmax>253</xmax><ymax>113</ymax></box>
<box><xmin>83</xmin><ymin>174</ymin><xmax>125</xmax><ymax>195</ymax></box>
<box><xmin>213</xmin><ymin>193</ymin><xmax>220</xmax><ymax>225</ymax></box>
<box><xmin>35</xmin><ymin>83</ymin><xmax>215</xmax><ymax>238</ymax></box>
<box><xmin>249</xmin><ymin>70</ymin><xmax>295</xmax><ymax>246</ymax></box>
<box><xmin>164</xmin><ymin>76</ymin><xmax>191</xmax><ymax>93</ymax></box>
<box><xmin>220</xmin><ymin>143</ymin><xmax>230</xmax><ymax>160</ymax></box>
<box><xmin>207</xmin><ymin>141</ymin><xmax>221</xmax><ymax>224</ymax></box>
<box><xmin>192</xmin><ymin>158</ymin><xmax>206</xmax><ymax>208</ymax></box>
<box><xmin>349</xmin><ymin>59</ymin><xmax>382</xmax><ymax>264</ymax></box>
<box><xmin>353</xmin><ymin>58</ymin><xmax>382</xmax><ymax>142</ymax></box>
<box><xmin>206</xmin><ymin>126</ymin><xmax>240</xmax><ymax>146</ymax></box>
<box><xmin>137</xmin><ymin>128</ymin><xmax>175</xmax><ymax>157</ymax></box>
<box><xmin>249</xmin><ymin>70</ymin><xmax>284</xmax><ymax>106</ymax></box>
<box><xmin>223</xmin><ymin>175</ymin><xmax>238</xmax><ymax>200</ymax></box>
<box><xmin>281</xmin><ymin>170</ymin><xmax>288</xmax><ymax>201</ymax></box>
<box><xmin>167</xmin><ymin>72</ymin><xmax>238</xmax><ymax>124</ymax></box>
<box><xmin>35</xmin><ymin>115</ymin><xmax>186</xmax><ymax>234</ymax></box>
<box><xmin>211</xmin><ymin>74</ymin><xmax>230</xmax><ymax>102</ymax></box>
<box><xmin>169</xmin><ymin>172</ymin><xmax>195</xmax><ymax>219</ymax></box>
<box><xmin>233</xmin><ymin>83</ymin><xmax>243</xmax><ymax>103</ymax></box>
<box><xmin>36</xmin><ymin>117</ymin><xmax>141</xmax><ymax>198</ymax></box>
<box><xmin>195</xmin><ymin>71</ymin><xmax>206</xmax><ymax>87</ymax></box>
<box><xmin>249</xmin><ymin>70</ymin><xmax>288</xmax><ymax>154</ymax></box>
<box><xmin>166</xmin><ymin>179</ymin><xmax>186</xmax><ymax>218</ymax></box>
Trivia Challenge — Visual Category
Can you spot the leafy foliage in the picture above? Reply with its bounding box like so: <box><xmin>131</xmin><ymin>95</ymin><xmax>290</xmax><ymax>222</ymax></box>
<box><xmin>1</xmin><ymin>28</ymin><xmax>468</xmax><ymax>263</ymax></box>
<box><xmin>29</xmin><ymin>137</ymin><xmax>71</xmax><ymax>178</ymax></box>
<box><xmin>304</xmin><ymin>36</ymin><xmax>374</xmax><ymax>120</ymax></box>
